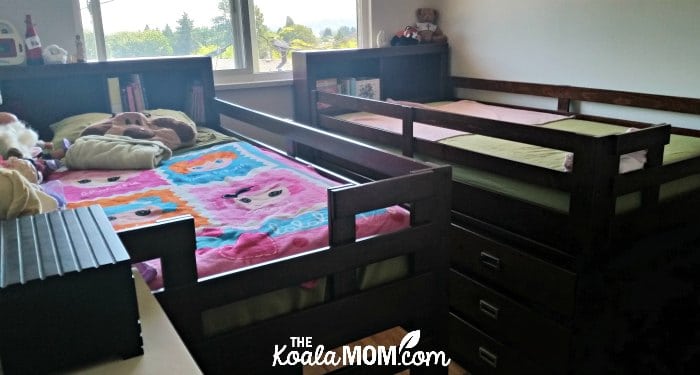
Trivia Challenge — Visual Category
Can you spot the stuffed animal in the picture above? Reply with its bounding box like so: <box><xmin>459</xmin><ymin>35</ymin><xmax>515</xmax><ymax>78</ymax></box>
<box><xmin>390</xmin><ymin>26</ymin><xmax>420</xmax><ymax>46</ymax></box>
<box><xmin>80</xmin><ymin>112</ymin><xmax>197</xmax><ymax>151</ymax></box>
<box><xmin>415</xmin><ymin>8</ymin><xmax>447</xmax><ymax>44</ymax></box>
<box><xmin>0</xmin><ymin>112</ymin><xmax>40</xmax><ymax>159</ymax></box>
<box><xmin>0</xmin><ymin>156</ymin><xmax>40</xmax><ymax>184</ymax></box>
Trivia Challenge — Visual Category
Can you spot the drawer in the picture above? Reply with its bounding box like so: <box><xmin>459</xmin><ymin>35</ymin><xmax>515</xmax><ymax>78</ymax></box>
<box><xmin>449</xmin><ymin>269</ymin><xmax>570</xmax><ymax>372</ymax></box>
<box><xmin>448</xmin><ymin>313</ymin><xmax>542</xmax><ymax>374</ymax></box>
<box><xmin>450</xmin><ymin>224</ymin><xmax>577</xmax><ymax>317</ymax></box>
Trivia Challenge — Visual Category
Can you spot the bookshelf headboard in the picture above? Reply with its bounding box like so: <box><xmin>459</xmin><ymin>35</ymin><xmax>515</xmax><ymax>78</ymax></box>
<box><xmin>0</xmin><ymin>56</ymin><xmax>218</xmax><ymax>140</ymax></box>
<box><xmin>292</xmin><ymin>44</ymin><xmax>450</xmax><ymax>124</ymax></box>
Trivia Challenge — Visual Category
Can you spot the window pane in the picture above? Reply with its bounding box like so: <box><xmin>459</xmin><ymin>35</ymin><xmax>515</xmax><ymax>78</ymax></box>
<box><xmin>252</xmin><ymin>0</ymin><xmax>357</xmax><ymax>72</ymax></box>
<box><xmin>79</xmin><ymin>0</ymin><xmax>96</xmax><ymax>61</ymax></box>
<box><xmin>82</xmin><ymin>0</ymin><xmax>242</xmax><ymax>70</ymax></box>
<box><xmin>80</xmin><ymin>0</ymin><xmax>358</xmax><ymax>74</ymax></box>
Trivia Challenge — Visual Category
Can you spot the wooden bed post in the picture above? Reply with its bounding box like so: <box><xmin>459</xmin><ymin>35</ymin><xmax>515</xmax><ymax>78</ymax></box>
<box><xmin>327</xmin><ymin>183</ymin><xmax>359</xmax><ymax>299</ymax></box>
<box><xmin>558</xmin><ymin>97</ymin><xmax>572</xmax><ymax>112</ymax></box>
<box><xmin>567</xmin><ymin>137</ymin><xmax>618</xmax><ymax>255</ymax></box>
<box><xmin>401</xmin><ymin>105</ymin><xmax>416</xmax><ymax>157</ymax></box>
<box><xmin>117</xmin><ymin>216</ymin><xmax>198</xmax><ymax>289</ymax></box>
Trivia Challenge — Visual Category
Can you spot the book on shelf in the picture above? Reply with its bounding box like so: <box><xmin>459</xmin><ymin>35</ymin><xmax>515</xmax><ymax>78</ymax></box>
<box><xmin>315</xmin><ymin>77</ymin><xmax>380</xmax><ymax>100</ymax></box>
<box><xmin>355</xmin><ymin>77</ymin><xmax>380</xmax><ymax>100</ymax></box>
<box><xmin>127</xmin><ymin>74</ymin><xmax>147</xmax><ymax>112</ymax></box>
<box><xmin>186</xmin><ymin>80</ymin><xmax>206</xmax><ymax>124</ymax></box>
<box><xmin>106</xmin><ymin>77</ymin><xmax>123</xmax><ymax>113</ymax></box>
<box><xmin>125</xmin><ymin>85</ymin><xmax>136</xmax><ymax>112</ymax></box>
<box><xmin>338</xmin><ymin>77</ymin><xmax>356</xmax><ymax>96</ymax></box>
<box><xmin>106</xmin><ymin>74</ymin><xmax>148</xmax><ymax>113</ymax></box>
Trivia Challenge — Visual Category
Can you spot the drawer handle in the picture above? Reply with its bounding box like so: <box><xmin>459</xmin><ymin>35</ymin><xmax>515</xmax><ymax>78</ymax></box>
<box><xmin>479</xmin><ymin>251</ymin><xmax>501</xmax><ymax>271</ymax></box>
<box><xmin>479</xmin><ymin>299</ymin><xmax>499</xmax><ymax>320</ymax></box>
<box><xmin>478</xmin><ymin>346</ymin><xmax>498</xmax><ymax>368</ymax></box>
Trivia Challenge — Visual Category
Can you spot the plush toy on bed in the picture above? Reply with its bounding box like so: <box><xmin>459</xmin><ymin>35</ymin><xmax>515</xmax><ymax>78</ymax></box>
<box><xmin>80</xmin><ymin>111</ymin><xmax>197</xmax><ymax>151</ymax></box>
<box><xmin>0</xmin><ymin>112</ymin><xmax>40</xmax><ymax>159</ymax></box>
<box><xmin>414</xmin><ymin>8</ymin><xmax>447</xmax><ymax>44</ymax></box>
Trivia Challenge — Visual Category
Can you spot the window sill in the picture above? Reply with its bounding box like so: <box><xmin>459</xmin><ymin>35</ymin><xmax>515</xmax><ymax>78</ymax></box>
<box><xmin>215</xmin><ymin>78</ymin><xmax>292</xmax><ymax>91</ymax></box>
<box><xmin>214</xmin><ymin>70</ymin><xmax>293</xmax><ymax>90</ymax></box>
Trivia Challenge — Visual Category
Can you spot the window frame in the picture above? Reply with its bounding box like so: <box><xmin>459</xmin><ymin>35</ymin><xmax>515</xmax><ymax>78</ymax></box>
<box><xmin>83</xmin><ymin>0</ymin><xmax>369</xmax><ymax>84</ymax></box>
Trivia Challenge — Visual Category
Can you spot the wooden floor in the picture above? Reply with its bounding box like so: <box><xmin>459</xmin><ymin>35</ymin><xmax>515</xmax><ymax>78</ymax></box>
<box><xmin>304</xmin><ymin>326</ymin><xmax>469</xmax><ymax>375</ymax></box>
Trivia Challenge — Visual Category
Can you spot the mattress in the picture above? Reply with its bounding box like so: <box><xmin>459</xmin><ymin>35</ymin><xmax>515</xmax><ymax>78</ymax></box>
<box><xmin>441</xmin><ymin>120</ymin><xmax>700</xmax><ymax>213</ymax></box>
<box><xmin>335</xmin><ymin>104</ymin><xmax>700</xmax><ymax>214</ymax></box>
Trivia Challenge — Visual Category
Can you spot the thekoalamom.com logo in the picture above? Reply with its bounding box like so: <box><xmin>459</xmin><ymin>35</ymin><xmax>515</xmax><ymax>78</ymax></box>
<box><xmin>272</xmin><ymin>330</ymin><xmax>450</xmax><ymax>367</ymax></box>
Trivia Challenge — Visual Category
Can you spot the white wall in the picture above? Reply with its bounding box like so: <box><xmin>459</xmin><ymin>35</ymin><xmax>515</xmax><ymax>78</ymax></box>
<box><xmin>0</xmin><ymin>0</ymin><xmax>81</xmax><ymax>58</ymax></box>
<box><xmin>439</xmin><ymin>0</ymin><xmax>700</xmax><ymax>128</ymax></box>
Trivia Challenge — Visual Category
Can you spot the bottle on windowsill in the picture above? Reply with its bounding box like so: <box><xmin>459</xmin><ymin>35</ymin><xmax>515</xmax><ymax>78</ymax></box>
<box><xmin>75</xmin><ymin>34</ymin><xmax>86</xmax><ymax>63</ymax></box>
<box><xmin>25</xmin><ymin>14</ymin><xmax>44</xmax><ymax>65</ymax></box>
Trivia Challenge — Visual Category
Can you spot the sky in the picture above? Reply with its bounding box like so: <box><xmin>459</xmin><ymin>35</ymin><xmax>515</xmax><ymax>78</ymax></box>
<box><xmin>85</xmin><ymin>0</ymin><xmax>356</xmax><ymax>35</ymax></box>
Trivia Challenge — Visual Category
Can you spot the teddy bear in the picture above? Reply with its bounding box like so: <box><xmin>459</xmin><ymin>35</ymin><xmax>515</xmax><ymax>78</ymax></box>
<box><xmin>0</xmin><ymin>112</ymin><xmax>40</xmax><ymax>159</ymax></box>
<box><xmin>80</xmin><ymin>111</ymin><xmax>197</xmax><ymax>151</ymax></box>
<box><xmin>415</xmin><ymin>8</ymin><xmax>447</xmax><ymax>44</ymax></box>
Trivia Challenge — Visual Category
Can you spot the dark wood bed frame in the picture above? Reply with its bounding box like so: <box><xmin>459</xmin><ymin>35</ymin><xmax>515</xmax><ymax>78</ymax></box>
<box><xmin>293</xmin><ymin>44</ymin><xmax>700</xmax><ymax>373</ymax></box>
<box><xmin>0</xmin><ymin>57</ymin><xmax>452</xmax><ymax>374</ymax></box>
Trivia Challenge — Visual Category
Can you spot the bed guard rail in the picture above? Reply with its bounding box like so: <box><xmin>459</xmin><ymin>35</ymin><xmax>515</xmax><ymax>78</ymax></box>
<box><xmin>214</xmin><ymin>98</ymin><xmax>434</xmax><ymax>179</ymax></box>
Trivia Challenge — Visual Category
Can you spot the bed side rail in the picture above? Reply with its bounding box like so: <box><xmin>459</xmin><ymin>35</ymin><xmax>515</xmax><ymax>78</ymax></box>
<box><xmin>214</xmin><ymin>97</ymin><xmax>429</xmax><ymax>178</ymax></box>
<box><xmin>452</xmin><ymin>76</ymin><xmax>700</xmax><ymax>116</ymax></box>
<box><xmin>317</xmin><ymin>90</ymin><xmax>620</xmax><ymax>154</ymax></box>
<box><xmin>317</xmin><ymin>89</ymin><xmax>677</xmax><ymax>154</ymax></box>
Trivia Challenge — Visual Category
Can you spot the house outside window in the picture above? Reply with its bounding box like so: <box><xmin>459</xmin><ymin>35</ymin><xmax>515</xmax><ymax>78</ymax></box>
<box><xmin>79</xmin><ymin>0</ymin><xmax>363</xmax><ymax>81</ymax></box>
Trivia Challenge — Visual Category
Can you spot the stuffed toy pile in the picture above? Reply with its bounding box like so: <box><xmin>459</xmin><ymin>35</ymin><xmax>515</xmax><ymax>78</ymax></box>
<box><xmin>0</xmin><ymin>112</ymin><xmax>40</xmax><ymax>159</ymax></box>
<box><xmin>0</xmin><ymin>112</ymin><xmax>60</xmax><ymax>219</ymax></box>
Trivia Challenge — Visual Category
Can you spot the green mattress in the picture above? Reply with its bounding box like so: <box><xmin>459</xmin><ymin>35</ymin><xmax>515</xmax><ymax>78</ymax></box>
<box><xmin>332</xmin><ymin>115</ymin><xmax>700</xmax><ymax>214</ymax></box>
<box><xmin>437</xmin><ymin>119</ymin><xmax>700</xmax><ymax>213</ymax></box>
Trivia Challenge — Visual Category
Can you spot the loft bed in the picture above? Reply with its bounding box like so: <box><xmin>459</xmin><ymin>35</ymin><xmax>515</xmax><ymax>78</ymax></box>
<box><xmin>293</xmin><ymin>45</ymin><xmax>700</xmax><ymax>373</ymax></box>
<box><xmin>0</xmin><ymin>57</ymin><xmax>452</xmax><ymax>374</ymax></box>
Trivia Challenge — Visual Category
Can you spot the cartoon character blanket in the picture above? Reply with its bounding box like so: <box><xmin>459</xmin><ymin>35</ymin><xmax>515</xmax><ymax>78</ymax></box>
<box><xmin>48</xmin><ymin>141</ymin><xmax>408</xmax><ymax>289</ymax></box>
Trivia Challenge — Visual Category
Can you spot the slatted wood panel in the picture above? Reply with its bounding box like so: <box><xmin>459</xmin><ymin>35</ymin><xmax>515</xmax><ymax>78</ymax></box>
<box><xmin>0</xmin><ymin>205</ymin><xmax>129</xmax><ymax>287</ymax></box>
<box><xmin>0</xmin><ymin>205</ymin><xmax>141</xmax><ymax>374</ymax></box>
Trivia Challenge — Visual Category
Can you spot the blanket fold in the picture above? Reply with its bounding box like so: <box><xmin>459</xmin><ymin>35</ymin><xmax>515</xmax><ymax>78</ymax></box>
<box><xmin>65</xmin><ymin>135</ymin><xmax>172</xmax><ymax>170</ymax></box>
<box><xmin>0</xmin><ymin>169</ymin><xmax>58</xmax><ymax>219</ymax></box>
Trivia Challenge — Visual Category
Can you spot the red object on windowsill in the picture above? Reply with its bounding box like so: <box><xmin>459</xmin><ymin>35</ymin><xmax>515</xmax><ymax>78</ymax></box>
<box><xmin>24</xmin><ymin>14</ymin><xmax>44</xmax><ymax>65</ymax></box>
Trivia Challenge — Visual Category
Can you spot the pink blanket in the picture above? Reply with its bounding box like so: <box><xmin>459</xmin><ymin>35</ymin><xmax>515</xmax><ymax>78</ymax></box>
<box><xmin>49</xmin><ymin>141</ymin><xmax>409</xmax><ymax>289</ymax></box>
<box><xmin>341</xmin><ymin>100</ymin><xmax>570</xmax><ymax>142</ymax></box>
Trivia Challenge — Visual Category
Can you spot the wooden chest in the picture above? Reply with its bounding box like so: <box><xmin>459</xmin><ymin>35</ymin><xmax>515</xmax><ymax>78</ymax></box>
<box><xmin>0</xmin><ymin>206</ymin><xmax>142</xmax><ymax>374</ymax></box>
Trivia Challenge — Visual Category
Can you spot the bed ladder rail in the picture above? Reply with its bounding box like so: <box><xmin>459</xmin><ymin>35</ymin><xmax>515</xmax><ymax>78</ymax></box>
<box><xmin>327</xmin><ymin>166</ymin><xmax>452</xmax><ymax>299</ymax></box>
<box><xmin>118</xmin><ymin>215</ymin><xmax>197</xmax><ymax>290</ymax></box>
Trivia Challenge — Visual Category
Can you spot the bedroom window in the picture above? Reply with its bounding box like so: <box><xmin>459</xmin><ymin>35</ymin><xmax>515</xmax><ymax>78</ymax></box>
<box><xmin>79</xmin><ymin>0</ymin><xmax>361</xmax><ymax>80</ymax></box>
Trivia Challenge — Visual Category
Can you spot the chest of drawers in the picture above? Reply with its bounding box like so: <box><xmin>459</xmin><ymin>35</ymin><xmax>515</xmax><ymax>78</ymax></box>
<box><xmin>448</xmin><ymin>221</ymin><xmax>700</xmax><ymax>374</ymax></box>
